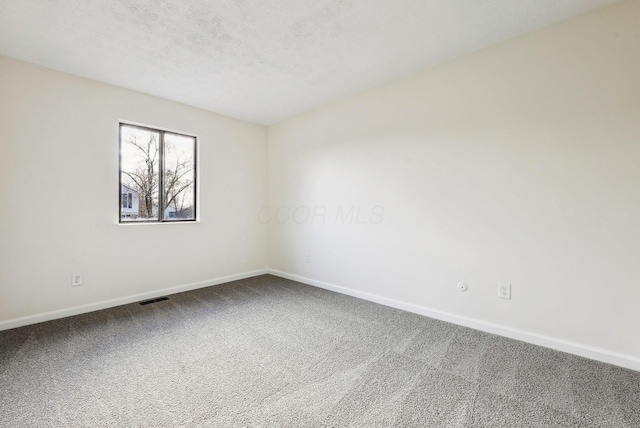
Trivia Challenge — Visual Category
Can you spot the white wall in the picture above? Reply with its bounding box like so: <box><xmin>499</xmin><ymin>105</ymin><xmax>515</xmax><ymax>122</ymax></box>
<box><xmin>0</xmin><ymin>56</ymin><xmax>268</xmax><ymax>326</ymax></box>
<box><xmin>268</xmin><ymin>0</ymin><xmax>640</xmax><ymax>365</ymax></box>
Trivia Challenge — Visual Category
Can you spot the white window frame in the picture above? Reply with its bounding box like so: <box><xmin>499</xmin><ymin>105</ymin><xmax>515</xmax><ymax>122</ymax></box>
<box><xmin>118</xmin><ymin>122</ymin><xmax>198</xmax><ymax>224</ymax></box>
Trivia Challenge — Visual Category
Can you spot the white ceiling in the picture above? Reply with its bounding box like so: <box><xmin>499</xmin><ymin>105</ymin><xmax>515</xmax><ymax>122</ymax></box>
<box><xmin>0</xmin><ymin>0</ymin><xmax>622</xmax><ymax>125</ymax></box>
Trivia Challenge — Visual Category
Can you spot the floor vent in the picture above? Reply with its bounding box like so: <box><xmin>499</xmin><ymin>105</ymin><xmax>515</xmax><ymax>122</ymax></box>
<box><xmin>139</xmin><ymin>296</ymin><xmax>169</xmax><ymax>306</ymax></box>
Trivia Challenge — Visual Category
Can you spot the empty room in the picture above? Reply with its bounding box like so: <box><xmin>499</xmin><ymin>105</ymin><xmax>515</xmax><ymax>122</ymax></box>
<box><xmin>1</xmin><ymin>0</ymin><xmax>639</xmax><ymax>426</ymax></box>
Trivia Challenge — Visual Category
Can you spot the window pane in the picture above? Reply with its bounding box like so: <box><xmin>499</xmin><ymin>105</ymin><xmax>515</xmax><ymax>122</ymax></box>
<box><xmin>163</xmin><ymin>133</ymin><xmax>196</xmax><ymax>220</ymax></box>
<box><xmin>120</xmin><ymin>125</ymin><xmax>160</xmax><ymax>221</ymax></box>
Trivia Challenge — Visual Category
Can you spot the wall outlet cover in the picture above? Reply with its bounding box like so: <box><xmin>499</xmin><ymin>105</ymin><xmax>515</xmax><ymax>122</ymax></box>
<box><xmin>72</xmin><ymin>273</ymin><xmax>83</xmax><ymax>287</ymax></box>
<box><xmin>499</xmin><ymin>282</ymin><xmax>511</xmax><ymax>299</ymax></box>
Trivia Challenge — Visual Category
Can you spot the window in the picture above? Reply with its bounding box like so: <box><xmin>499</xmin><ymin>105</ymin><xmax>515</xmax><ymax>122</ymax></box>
<box><xmin>122</xmin><ymin>193</ymin><xmax>133</xmax><ymax>209</ymax></box>
<box><xmin>119</xmin><ymin>123</ymin><xmax>197</xmax><ymax>223</ymax></box>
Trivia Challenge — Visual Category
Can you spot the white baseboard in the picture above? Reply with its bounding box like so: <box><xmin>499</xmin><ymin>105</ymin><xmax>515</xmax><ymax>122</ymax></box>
<box><xmin>268</xmin><ymin>269</ymin><xmax>640</xmax><ymax>372</ymax></box>
<box><xmin>0</xmin><ymin>269</ymin><xmax>269</xmax><ymax>332</ymax></box>
<box><xmin>4</xmin><ymin>267</ymin><xmax>638</xmax><ymax>372</ymax></box>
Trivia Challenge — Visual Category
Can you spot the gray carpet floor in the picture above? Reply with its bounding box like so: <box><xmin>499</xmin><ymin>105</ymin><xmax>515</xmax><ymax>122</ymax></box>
<box><xmin>1</xmin><ymin>274</ymin><xmax>639</xmax><ymax>427</ymax></box>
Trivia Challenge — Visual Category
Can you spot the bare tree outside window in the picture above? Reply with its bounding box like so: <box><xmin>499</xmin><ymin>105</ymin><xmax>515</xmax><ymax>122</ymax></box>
<box><xmin>163</xmin><ymin>133</ymin><xmax>196</xmax><ymax>219</ymax></box>
<box><xmin>119</xmin><ymin>124</ymin><xmax>196</xmax><ymax>223</ymax></box>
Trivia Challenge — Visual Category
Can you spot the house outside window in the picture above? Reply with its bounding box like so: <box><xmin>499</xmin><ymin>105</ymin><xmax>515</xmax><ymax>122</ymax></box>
<box><xmin>120</xmin><ymin>185</ymin><xmax>140</xmax><ymax>219</ymax></box>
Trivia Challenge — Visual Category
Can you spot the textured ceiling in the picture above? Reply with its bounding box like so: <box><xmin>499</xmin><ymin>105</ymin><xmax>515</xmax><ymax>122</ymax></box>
<box><xmin>0</xmin><ymin>0</ymin><xmax>623</xmax><ymax>125</ymax></box>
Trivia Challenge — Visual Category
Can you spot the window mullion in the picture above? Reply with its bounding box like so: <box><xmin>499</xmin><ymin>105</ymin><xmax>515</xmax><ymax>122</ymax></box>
<box><xmin>158</xmin><ymin>131</ymin><xmax>165</xmax><ymax>221</ymax></box>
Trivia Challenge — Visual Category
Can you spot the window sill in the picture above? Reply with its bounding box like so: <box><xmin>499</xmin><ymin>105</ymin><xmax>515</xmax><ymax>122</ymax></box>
<box><xmin>118</xmin><ymin>220</ymin><xmax>200</xmax><ymax>226</ymax></box>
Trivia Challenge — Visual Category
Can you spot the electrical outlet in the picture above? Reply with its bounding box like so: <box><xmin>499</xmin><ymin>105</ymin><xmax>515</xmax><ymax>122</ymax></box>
<box><xmin>498</xmin><ymin>283</ymin><xmax>511</xmax><ymax>299</ymax></box>
<box><xmin>304</xmin><ymin>252</ymin><xmax>311</xmax><ymax>263</ymax></box>
<box><xmin>72</xmin><ymin>273</ymin><xmax>83</xmax><ymax>287</ymax></box>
